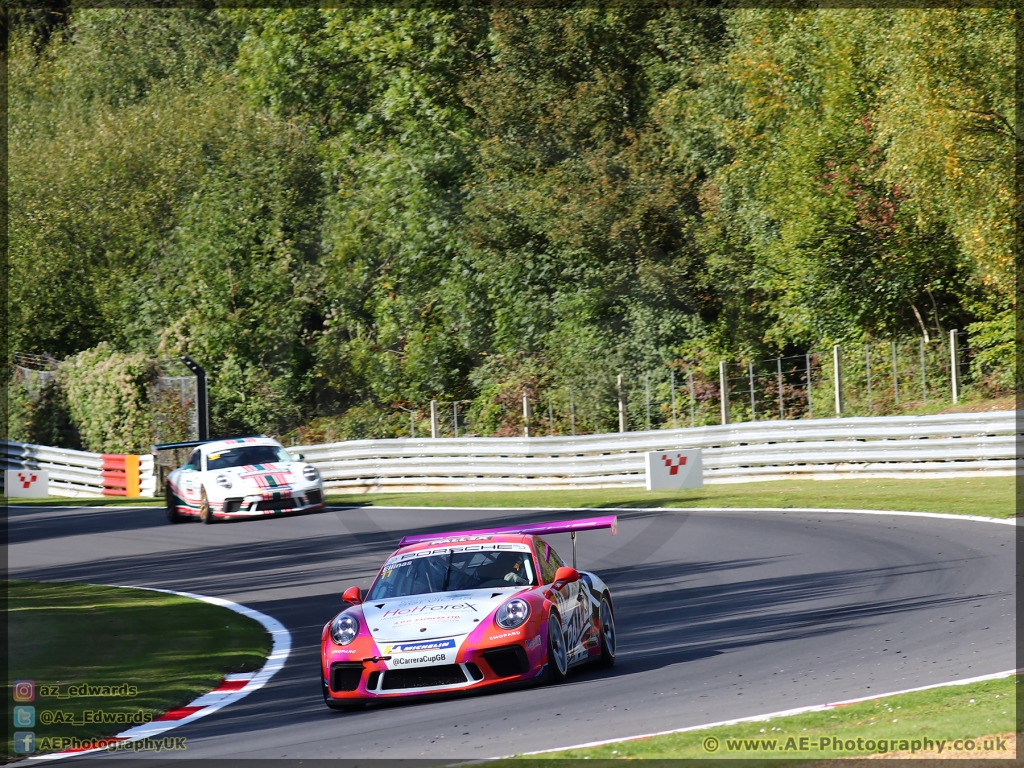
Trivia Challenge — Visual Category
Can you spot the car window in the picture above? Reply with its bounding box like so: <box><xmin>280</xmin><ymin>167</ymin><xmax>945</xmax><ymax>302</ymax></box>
<box><xmin>366</xmin><ymin>549</ymin><xmax>535</xmax><ymax>600</ymax></box>
<box><xmin>183</xmin><ymin>449</ymin><xmax>201</xmax><ymax>471</ymax></box>
<box><xmin>206</xmin><ymin>445</ymin><xmax>291</xmax><ymax>470</ymax></box>
<box><xmin>533</xmin><ymin>536</ymin><xmax>566</xmax><ymax>584</ymax></box>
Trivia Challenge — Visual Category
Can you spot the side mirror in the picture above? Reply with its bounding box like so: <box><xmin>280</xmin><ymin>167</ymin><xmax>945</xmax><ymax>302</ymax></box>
<box><xmin>292</xmin><ymin>452</ymin><xmax>305</xmax><ymax>461</ymax></box>
<box><xmin>552</xmin><ymin>566</ymin><xmax>580</xmax><ymax>587</ymax></box>
<box><xmin>342</xmin><ymin>586</ymin><xmax>362</xmax><ymax>605</ymax></box>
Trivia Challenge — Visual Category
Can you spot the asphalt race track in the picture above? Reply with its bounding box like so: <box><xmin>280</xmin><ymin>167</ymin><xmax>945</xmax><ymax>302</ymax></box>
<box><xmin>8</xmin><ymin>503</ymin><xmax>1015</xmax><ymax>759</ymax></box>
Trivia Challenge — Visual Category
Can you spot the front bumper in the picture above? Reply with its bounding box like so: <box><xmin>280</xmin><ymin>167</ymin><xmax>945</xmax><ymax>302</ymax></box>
<box><xmin>324</xmin><ymin>643</ymin><xmax>543</xmax><ymax>700</ymax></box>
<box><xmin>219</xmin><ymin>487</ymin><xmax>325</xmax><ymax>517</ymax></box>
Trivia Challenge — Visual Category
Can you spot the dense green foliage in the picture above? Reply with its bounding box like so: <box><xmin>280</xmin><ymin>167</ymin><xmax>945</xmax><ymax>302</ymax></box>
<box><xmin>8</xmin><ymin>6</ymin><xmax>1015</xmax><ymax>445</ymax></box>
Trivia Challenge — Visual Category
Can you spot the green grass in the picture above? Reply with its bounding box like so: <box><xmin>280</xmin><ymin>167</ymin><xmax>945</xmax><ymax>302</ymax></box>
<box><xmin>326</xmin><ymin>476</ymin><xmax>1015</xmax><ymax>518</ymax></box>
<box><xmin>510</xmin><ymin>675</ymin><xmax>1018</xmax><ymax>762</ymax></box>
<box><xmin>5</xmin><ymin>580</ymin><xmax>271</xmax><ymax>759</ymax></box>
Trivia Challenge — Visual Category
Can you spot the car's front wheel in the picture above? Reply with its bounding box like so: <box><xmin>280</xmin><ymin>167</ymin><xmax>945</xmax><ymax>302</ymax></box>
<box><xmin>199</xmin><ymin>487</ymin><xmax>216</xmax><ymax>524</ymax></box>
<box><xmin>546</xmin><ymin>611</ymin><xmax>568</xmax><ymax>684</ymax></box>
<box><xmin>165</xmin><ymin>483</ymin><xmax>182</xmax><ymax>524</ymax></box>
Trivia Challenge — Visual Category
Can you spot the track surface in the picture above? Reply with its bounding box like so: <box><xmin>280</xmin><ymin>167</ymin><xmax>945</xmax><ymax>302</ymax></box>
<box><xmin>8</xmin><ymin>503</ymin><xmax>1015</xmax><ymax>759</ymax></box>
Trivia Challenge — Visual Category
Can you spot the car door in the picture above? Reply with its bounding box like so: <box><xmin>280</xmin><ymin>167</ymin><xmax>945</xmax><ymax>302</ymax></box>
<box><xmin>181</xmin><ymin>449</ymin><xmax>202</xmax><ymax>499</ymax></box>
<box><xmin>535</xmin><ymin>536</ymin><xmax>591</xmax><ymax>663</ymax></box>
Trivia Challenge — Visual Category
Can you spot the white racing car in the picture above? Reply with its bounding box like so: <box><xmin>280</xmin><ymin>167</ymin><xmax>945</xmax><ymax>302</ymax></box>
<box><xmin>163</xmin><ymin>436</ymin><xmax>325</xmax><ymax>524</ymax></box>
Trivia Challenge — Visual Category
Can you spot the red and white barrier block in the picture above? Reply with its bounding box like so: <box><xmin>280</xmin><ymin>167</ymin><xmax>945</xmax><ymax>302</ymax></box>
<box><xmin>645</xmin><ymin>449</ymin><xmax>703</xmax><ymax>490</ymax></box>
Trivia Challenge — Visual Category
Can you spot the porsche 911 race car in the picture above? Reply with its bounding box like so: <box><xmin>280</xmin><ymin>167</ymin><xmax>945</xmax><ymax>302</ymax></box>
<box><xmin>163</xmin><ymin>436</ymin><xmax>325</xmax><ymax>523</ymax></box>
<box><xmin>320</xmin><ymin>517</ymin><xmax>617</xmax><ymax>709</ymax></box>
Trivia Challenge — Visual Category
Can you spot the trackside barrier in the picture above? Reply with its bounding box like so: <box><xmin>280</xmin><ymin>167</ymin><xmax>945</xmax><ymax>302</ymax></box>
<box><xmin>292</xmin><ymin>411</ymin><xmax>1019</xmax><ymax>493</ymax></box>
<box><xmin>1</xmin><ymin>442</ymin><xmax>156</xmax><ymax>498</ymax></box>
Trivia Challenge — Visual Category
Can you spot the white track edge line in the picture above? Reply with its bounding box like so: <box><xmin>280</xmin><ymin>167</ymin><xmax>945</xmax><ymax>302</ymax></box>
<box><xmin>331</xmin><ymin>505</ymin><xmax>1016</xmax><ymax>526</ymax></box>
<box><xmin>28</xmin><ymin>586</ymin><xmax>291</xmax><ymax>762</ymax></box>
<box><xmin>505</xmin><ymin>667</ymin><xmax>1022</xmax><ymax>758</ymax></box>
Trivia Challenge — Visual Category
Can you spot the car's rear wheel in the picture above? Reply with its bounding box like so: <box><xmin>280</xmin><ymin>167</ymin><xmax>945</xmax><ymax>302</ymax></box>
<box><xmin>546</xmin><ymin>611</ymin><xmax>568</xmax><ymax>684</ymax></box>
<box><xmin>597</xmin><ymin>594</ymin><xmax>616</xmax><ymax>668</ymax></box>
<box><xmin>165</xmin><ymin>483</ymin><xmax>182</xmax><ymax>524</ymax></box>
<box><xmin>199</xmin><ymin>487</ymin><xmax>216</xmax><ymax>524</ymax></box>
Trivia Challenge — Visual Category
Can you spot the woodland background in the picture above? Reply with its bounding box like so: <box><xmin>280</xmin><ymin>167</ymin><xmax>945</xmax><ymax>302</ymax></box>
<box><xmin>7</xmin><ymin>4</ymin><xmax>1016</xmax><ymax>451</ymax></box>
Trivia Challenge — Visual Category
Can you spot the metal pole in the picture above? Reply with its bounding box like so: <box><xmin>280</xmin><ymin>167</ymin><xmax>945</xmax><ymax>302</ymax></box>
<box><xmin>833</xmin><ymin>344</ymin><xmax>844</xmax><ymax>415</ymax></box>
<box><xmin>645</xmin><ymin>373</ymin><xmax>651</xmax><ymax>431</ymax></box>
<box><xmin>617</xmin><ymin>374</ymin><xmax>626</xmax><ymax>433</ymax></box>
<box><xmin>805</xmin><ymin>353</ymin><xmax>813</xmax><ymax>418</ymax></box>
<box><xmin>950</xmin><ymin>329</ymin><xmax>960</xmax><ymax>403</ymax></box>
<box><xmin>569</xmin><ymin>388</ymin><xmax>576</xmax><ymax>436</ymax></box>
<box><xmin>410</xmin><ymin>411</ymin><xmax>415</xmax><ymax>439</ymax></box>
<box><xmin>719</xmin><ymin>361</ymin><xmax>730</xmax><ymax>425</ymax></box>
<box><xmin>748</xmin><ymin>361</ymin><xmax>755</xmax><ymax>420</ymax></box>
<box><xmin>523</xmin><ymin>391</ymin><xmax>531</xmax><ymax>437</ymax></box>
<box><xmin>548</xmin><ymin>398</ymin><xmax>554</xmax><ymax>436</ymax></box>
<box><xmin>180</xmin><ymin>354</ymin><xmax>209</xmax><ymax>441</ymax></box>
<box><xmin>670</xmin><ymin>369</ymin><xmax>677</xmax><ymax>429</ymax></box>
<box><xmin>688</xmin><ymin>369</ymin><xmax>695</xmax><ymax>428</ymax></box>
<box><xmin>920</xmin><ymin>338</ymin><xmax>927</xmax><ymax>402</ymax></box>
<box><xmin>891</xmin><ymin>341</ymin><xmax>899</xmax><ymax>405</ymax></box>
<box><xmin>453</xmin><ymin>401</ymin><xmax>459</xmax><ymax>438</ymax></box>
<box><xmin>866</xmin><ymin>346</ymin><xmax>872</xmax><ymax>412</ymax></box>
<box><xmin>776</xmin><ymin>357</ymin><xmax>784</xmax><ymax>420</ymax></box>
<box><xmin>430</xmin><ymin>399</ymin><xmax>439</xmax><ymax>438</ymax></box>
<box><xmin>571</xmin><ymin>531</ymin><xmax>577</xmax><ymax>570</ymax></box>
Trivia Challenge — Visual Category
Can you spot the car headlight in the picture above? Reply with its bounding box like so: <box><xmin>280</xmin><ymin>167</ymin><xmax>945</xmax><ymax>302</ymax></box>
<box><xmin>330</xmin><ymin>614</ymin><xmax>359</xmax><ymax>645</ymax></box>
<box><xmin>495</xmin><ymin>598</ymin><xmax>530</xmax><ymax>629</ymax></box>
<box><xmin>215</xmin><ymin>474</ymin><xmax>232</xmax><ymax>489</ymax></box>
<box><xmin>303</xmin><ymin>465</ymin><xmax>319</xmax><ymax>481</ymax></box>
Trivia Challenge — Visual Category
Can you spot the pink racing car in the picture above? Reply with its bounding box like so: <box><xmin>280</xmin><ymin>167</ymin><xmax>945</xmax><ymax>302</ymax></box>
<box><xmin>320</xmin><ymin>517</ymin><xmax>618</xmax><ymax>708</ymax></box>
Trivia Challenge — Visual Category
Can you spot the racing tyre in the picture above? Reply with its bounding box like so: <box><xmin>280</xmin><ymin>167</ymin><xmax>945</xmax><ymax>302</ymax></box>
<box><xmin>165</xmin><ymin>484</ymin><xmax>182</xmax><ymax>524</ymax></box>
<box><xmin>597</xmin><ymin>594</ymin><xmax>616</xmax><ymax>668</ymax></box>
<box><xmin>199</xmin><ymin>486</ymin><xmax>216</xmax><ymax>524</ymax></box>
<box><xmin>545</xmin><ymin>611</ymin><xmax>568</xmax><ymax>685</ymax></box>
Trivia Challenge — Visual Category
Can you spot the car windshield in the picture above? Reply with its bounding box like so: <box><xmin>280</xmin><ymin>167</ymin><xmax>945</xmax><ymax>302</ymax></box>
<box><xmin>205</xmin><ymin>445</ymin><xmax>292</xmax><ymax>471</ymax></box>
<box><xmin>366</xmin><ymin>549</ymin><xmax>535</xmax><ymax>600</ymax></box>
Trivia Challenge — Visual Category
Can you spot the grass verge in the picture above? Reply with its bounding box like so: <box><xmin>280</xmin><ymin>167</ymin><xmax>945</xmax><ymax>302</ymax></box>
<box><xmin>507</xmin><ymin>674</ymin><xmax>1018</xmax><ymax>762</ymax></box>
<box><xmin>325</xmin><ymin>476</ymin><xmax>1014</xmax><ymax>518</ymax></box>
<box><xmin>6</xmin><ymin>580</ymin><xmax>271</xmax><ymax>760</ymax></box>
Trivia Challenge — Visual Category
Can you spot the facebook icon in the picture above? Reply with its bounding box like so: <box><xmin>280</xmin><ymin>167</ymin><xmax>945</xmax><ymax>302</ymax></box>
<box><xmin>14</xmin><ymin>731</ymin><xmax>35</xmax><ymax>754</ymax></box>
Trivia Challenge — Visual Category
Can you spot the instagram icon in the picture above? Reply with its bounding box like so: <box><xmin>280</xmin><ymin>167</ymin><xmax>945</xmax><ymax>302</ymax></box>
<box><xmin>13</xmin><ymin>681</ymin><xmax>35</xmax><ymax>702</ymax></box>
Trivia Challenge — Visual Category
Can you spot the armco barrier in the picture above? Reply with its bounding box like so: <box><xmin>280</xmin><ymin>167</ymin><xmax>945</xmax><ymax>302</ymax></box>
<box><xmin>292</xmin><ymin>410</ymin><xmax>1018</xmax><ymax>493</ymax></box>
<box><xmin>2</xmin><ymin>442</ymin><xmax>156</xmax><ymax>498</ymax></box>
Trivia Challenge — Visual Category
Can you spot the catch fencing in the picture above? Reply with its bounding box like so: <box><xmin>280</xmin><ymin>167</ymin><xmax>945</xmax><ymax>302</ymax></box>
<box><xmin>295</xmin><ymin>410</ymin><xmax>1017</xmax><ymax>493</ymax></box>
<box><xmin>2</xmin><ymin>442</ymin><xmax>157</xmax><ymax>498</ymax></box>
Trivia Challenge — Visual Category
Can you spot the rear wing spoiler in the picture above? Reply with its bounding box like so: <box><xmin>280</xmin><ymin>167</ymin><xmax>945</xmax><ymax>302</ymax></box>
<box><xmin>398</xmin><ymin>515</ymin><xmax>618</xmax><ymax>548</ymax></box>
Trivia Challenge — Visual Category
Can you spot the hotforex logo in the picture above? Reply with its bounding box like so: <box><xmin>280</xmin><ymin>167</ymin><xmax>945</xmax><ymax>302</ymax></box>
<box><xmin>383</xmin><ymin>603</ymin><xmax>477</xmax><ymax>618</ymax></box>
<box><xmin>386</xmin><ymin>639</ymin><xmax>456</xmax><ymax>654</ymax></box>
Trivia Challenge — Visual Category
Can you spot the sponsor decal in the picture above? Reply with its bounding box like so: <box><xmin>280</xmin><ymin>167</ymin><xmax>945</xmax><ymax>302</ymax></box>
<box><xmin>383</xmin><ymin>603</ymin><xmax>477</xmax><ymax>618</ymax></box>
<box><xmin>525</xmin><ymin>635</ymin><xmax>542</xmax><ymax>650</ymax></box>
<box><xmin>489</xmin><ymin>631</ymin><xmax>522</xmax><ymax>641</ymax></box>
<box><xmin>390</xmin><ymin>542</ymin><xmax>531</xmax><ymax>563</ymax></box>
<box><xmin>384</xmin><ymin>639</ymin><xmax>456</xmax><ymax>654</ymax></box>
<box><xmin>390</xmin><ymin>653</ymin><xmax>448</xmax><ymax>666</ymax></box>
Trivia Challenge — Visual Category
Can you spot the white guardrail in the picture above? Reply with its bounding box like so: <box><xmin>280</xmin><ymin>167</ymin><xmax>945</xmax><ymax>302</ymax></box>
<box><xmin>3</xmin><ymin>410</ymin><xmax>1016</xmax><ymax>497</ymax></box>
<box><xmin>1</xmin><ymin>443</ymin><xmax>157</xmax><ymax>498</ymax></box>
<box><xmin>294</xmin><ymin>410</ymin><xmax>1019</xmax><ymax>493</ymax></box>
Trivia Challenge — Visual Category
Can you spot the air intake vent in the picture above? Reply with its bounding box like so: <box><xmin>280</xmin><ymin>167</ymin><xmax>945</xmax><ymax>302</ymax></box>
<box><xmin>330</xmin><ymin>662</ymin><xmax>363</xmax><ymax>692</ymax></box>
<box><xmin>483</xmin><ymin>645</ymin><xmax>529</xmax><ymax>677</ymax></box>
<box><xmin>381</xmin><ymin>665</ymin><xmax>467</xmax><ymax>690</ymax></box>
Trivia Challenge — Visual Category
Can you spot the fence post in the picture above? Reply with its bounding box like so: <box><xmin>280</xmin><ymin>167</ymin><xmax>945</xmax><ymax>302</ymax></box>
<box><xmin>409</xmin><ymin>412</ymin><xmax>414</xmax><ymax>439</ymax></box>
<box><xmin>805</xmin><ymin>353</ymin><xmax>813</xmax><ymax>418</ymax></box>
<box><xmin>523</xmin><ymin>391</ymin><xmax>531</xmax><ymax>437</ymax></box>
<box><xmin>865</xmin><ymin>346</ymin><xmax>872</xmax><ymax>412</ymax></box>
<box><xmin>569</xmin><ymin>388</ymin><xmax>576</xmax><ymax>436</ymax></box>
<box><xmin>719</xmin><ymin>361</ymin><xmax>730</xmax><ymax>425</ymax></box>
<box><xmin>670</xmin><ymin>369</ymin><xmax>677</xmax><ymax>429</ymax></box>
<box><xmin>950</xmin><ymin>329</ymin><xmax>960</xmax><ymax>403</ymax></box>
<box><xmin>453</xmin><ymin>401</ymin><xmax>459</xmax><ymax>438</ymax></box>
<box><xmin>833</xmin><ymin>344</ymin><xmax>844</xmax><ymax>415</ymax></box>
<box><xmin>748</xmin><ymin>362</ymin><xmax>756</xmax><ymax>420</ymax></box>
<box><xmin>920</xmin><ymin>338</ymin><xmax>927</xmax><ymax>403</ymax></box>
<box><xmin>891</xmin><ymin>341</ymin><xmax>899</xmax><ymax>405</ymax></box>
<box><xmin>617</xmin><ymin>374</ymin><xmax>626</xmax><ymax>433</ymax></box>
<box><xmin>548</xmin><ymin>398</ymin><xmax>555</xmax><ymax>436</ymax></box>
<box><xmin>688</xmin><ymin>369</ymin><xmax>696</xmax><ymax>428</ymax></box>
<box><xmin>776</xmin><ymin>357</ymin><xmax>784</xmax><ymax>420</ymax></box>
<box><xmin>645</xmin><ymin>373</ymin><xmax>651</xmax><ymax>431</ymax></box>
<box><xmin>430</xmin><ymin>400</ymin><xmax>439</xmax><ymax>438</ymax></box>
